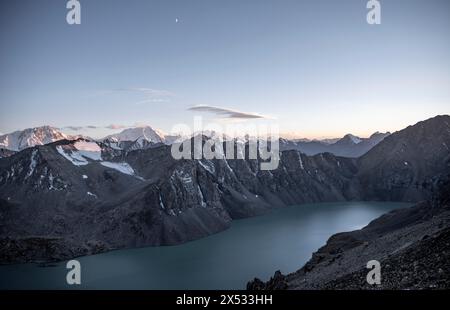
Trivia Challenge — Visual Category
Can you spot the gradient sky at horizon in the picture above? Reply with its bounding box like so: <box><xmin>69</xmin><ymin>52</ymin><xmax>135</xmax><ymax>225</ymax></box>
<box><xmin>1</xmin><ymin>0</ymin><xmax>449</xmax><ymax>139</ymax></box>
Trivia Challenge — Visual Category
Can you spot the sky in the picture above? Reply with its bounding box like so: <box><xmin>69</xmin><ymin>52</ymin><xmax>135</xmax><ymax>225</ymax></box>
<box><xmin>0</xmin><ymin>0</ymin><xmax>449</xmax><ymax>139</ymax></box>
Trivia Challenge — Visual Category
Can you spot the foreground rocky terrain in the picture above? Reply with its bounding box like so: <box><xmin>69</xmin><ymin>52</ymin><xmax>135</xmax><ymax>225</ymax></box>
<box><xmin>0</xmin><ymin>115</ymin><xmax>449</xmax><ymax>263</ymax></box>
<box><xmin>247</xmin><ymin>178</ymin><xmax>450</xmax><ymax>290</ymax></box>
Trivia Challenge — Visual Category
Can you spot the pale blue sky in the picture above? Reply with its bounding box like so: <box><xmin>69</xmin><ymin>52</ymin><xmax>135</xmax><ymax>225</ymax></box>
<box><xmin>1</xmin><ymin>0</ymin><xmax>449</xmax><ymax>138</ymax></box>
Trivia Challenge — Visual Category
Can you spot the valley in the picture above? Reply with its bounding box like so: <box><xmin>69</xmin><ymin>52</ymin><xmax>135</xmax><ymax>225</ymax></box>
<box><xmin>0</xmin><ymin>115</ymin><xmax>449</xmax><ymax>266</ymax></box>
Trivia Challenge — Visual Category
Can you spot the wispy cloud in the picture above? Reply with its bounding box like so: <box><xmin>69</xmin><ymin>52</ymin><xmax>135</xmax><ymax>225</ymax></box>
<box><xmin>63</xmin><ymin>124</ymin><xmax>128</xmax><ymax>131</ymax></box>
<box><xmin>63</xmin><ymin>126</ymin><xmax>85</xmax><ymax>131</ymax></box>
<box><xmin>114</xmin><ymin>87</ymin><xmax>175</xmax><ymax>104</ymax></box>
<box><xmin>188</xmin><ymin>105</ymin><xmax>270</xmax><ymax>119</ymax></box>
<box><xmin>105</xmin><ymin>124</ymin><xmax>128</xmax><ymax>130</ymax></box>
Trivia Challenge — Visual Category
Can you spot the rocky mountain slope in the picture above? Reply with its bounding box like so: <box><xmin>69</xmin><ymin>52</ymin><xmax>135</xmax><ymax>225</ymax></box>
<box><xmin>358</xmin><ymin>115</ymin><xmax>450</xmax><ymax>202</ymax></box>
<box><xmin>247</xmin><ymin>177</ymin><xmax>450</xmax><ymax>290</ymax></box>
<box><xmin>0</xmin><ymin>115</ymin><xmax>449</xmax><ymax>263</ymax></box>
<box><xmin>0</xmin><ymin>139</ymin><xmax>358</xmax><ymax>263</ymax></box>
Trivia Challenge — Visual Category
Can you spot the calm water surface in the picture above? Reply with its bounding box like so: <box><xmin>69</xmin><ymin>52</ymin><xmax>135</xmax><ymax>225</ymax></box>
<box><xmin>0</xmin><ymin>202</ymin><xmax>410</xmax><ymax>289</ymax></box>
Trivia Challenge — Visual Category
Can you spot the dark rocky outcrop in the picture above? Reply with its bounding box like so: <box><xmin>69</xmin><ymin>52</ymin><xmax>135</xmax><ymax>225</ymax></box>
<box><xmin>0</xmin><ymin>148</ymin><xmax>16</xmax><ymax>159</ymax></box>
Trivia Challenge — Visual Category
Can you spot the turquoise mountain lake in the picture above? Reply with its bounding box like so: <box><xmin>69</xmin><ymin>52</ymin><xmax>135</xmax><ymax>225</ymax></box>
<box><xmin>0</xmin><ymin>202</ymin><xmax>410</xmax><ymax>289</ymax></box>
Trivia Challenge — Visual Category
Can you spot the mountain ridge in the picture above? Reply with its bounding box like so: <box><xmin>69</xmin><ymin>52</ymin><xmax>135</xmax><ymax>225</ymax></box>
<box><xmin>1</xmin><ymin>125</ymin><xmax>393</xmax><ymax>159</ymax></box>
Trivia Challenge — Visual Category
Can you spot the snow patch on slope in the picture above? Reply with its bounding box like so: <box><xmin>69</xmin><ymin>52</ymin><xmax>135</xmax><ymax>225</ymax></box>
<box><xmin>73</xmin><ymin>141</ymin><xmax>102</xmax><ymax>160</ymax></box>
<box><xmin>56</xmin><ymin>141</ymin><xmax>102</xmax><ymax>166</ymax></box>
<box><xmin>100</xmin><ymin>161</ymin><xmax>135</xmax><ymax>175</ymax></box>
<box><xmin>198</xmin><ymin>159</ymin><xmax>215</xmax><ymax>174</ymax></box>
<box><xmin>197</xmin><ymin>185</ymin><xmax>207</xmax><ymax>207</ymax></box>
<box><xmin>298</xmin><ymin>152</ymin><xmax>304</xmax><ymax>170</ymax></box>
<box><xmin>348</xmin><ymin>134</ymin><xmax>362</xmax><ymax>144</ymax></box>
<box><xmin>25</xmin><ymin>150</ymin><xmax>38</xmax><ymax>179</ymax></box>
<box><xmin>87</xmin><ymin>191</ymin><xmax>97</xmax><ymax>198</ymax></box>
<box><xmin>159</xmin><ymin>194</ymin><xmax>165</xmax><ymax>210</ymax></box>
<box><xmin>56</xmin><ymin>146</ymin><xmax>89</xmax><ymax>166</ymax></box>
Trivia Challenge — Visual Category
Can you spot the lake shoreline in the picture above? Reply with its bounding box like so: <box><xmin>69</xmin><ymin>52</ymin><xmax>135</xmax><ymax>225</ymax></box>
<box><xmin>0</xmin><ymin>201</ymin><xmax>409</xmax><ymax>289</ymax></box>
<box><xmin>1</xmin><ymin>200</ymin><xmax>410</xmax><ymax>266</ymax></box>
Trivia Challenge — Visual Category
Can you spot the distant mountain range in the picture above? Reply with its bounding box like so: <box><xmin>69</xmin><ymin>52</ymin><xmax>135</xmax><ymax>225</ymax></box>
<box><xmin>280</xmin><ymin>131</ymin><xmax>391</xmax><ymax>158</ymax></box>
<box><xmin>0</xmin><ymin>125</ymin><xmax>169</xmax><ymax>155</ymax></box>
<box><xmin>0</xmin><ymin>125</ymin><xmax>390</xmax><ymax>159</ymax></box>
<box><xmin>0</xmin><ymin>115</ymin><xmax>449</xmax><ymax>263</ymax></box>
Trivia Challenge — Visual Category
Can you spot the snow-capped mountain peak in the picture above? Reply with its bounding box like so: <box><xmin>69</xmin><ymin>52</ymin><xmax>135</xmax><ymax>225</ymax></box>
<box><xmin>342</xmin><ymin>134</ymin><xmax>362</xmax><ymax>144</ymax></box>
<box><xmin>0</xmin><ymin>126</ymin><xmax>68</xmax><ymax>151</ymax></box>
<box><xmin>105</xmin><ymin>126</ymin><xmax>166</xmax><ymax>144</ymax></box>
